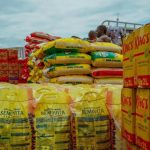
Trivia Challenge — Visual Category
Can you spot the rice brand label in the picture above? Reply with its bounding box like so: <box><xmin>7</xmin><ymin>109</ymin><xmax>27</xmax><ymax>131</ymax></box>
<box><xmin>121</xmin><ymin>88</ymin><xmax>136</xmax><ymax>144</ymax></box>
<box><xmin>123</xmin><ymin>32</ymin><xmax>136</xmax><ymax>88</ymax></box>
<box><xmin>136</xmin><ymin>89</ymin><xmax>150</xmax><ymax>150</ymax></box>
<box><xmin>40</xmin><ymin>108</ymin><xmax>66</xmax><ymax>117</ymax></box>
<box><xmin>0</xmin><ymin>108</ymin><xmax>23</xmax><ymax>118</ymax></box>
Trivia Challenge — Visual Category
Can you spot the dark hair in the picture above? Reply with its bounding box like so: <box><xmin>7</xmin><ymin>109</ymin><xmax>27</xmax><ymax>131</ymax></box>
<box><xmin>96</xmin><ymin>25</ymin><xmax>107</xmax><ymax>34</ymax></box>
<box><xmin>71</xmin><ymin>36</ymin><xmax>80</xmax><ymax>39</ymax></box>
<box><xmin>88</xmin><ymin>30</ymin><xmax>96</xmax><ymax>37</ymax></box>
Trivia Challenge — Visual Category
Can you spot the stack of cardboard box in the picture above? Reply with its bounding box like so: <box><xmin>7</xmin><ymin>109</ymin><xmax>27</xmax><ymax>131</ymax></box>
<box><xmin>0</xmin><ymin>49</ymin><xmax>19</xmax><ymax>84</ymax></box>
<box><xmin>18</xmin><ymin>58</ymin><xmax>28</xmax><ymax>83</ymax></box>
<box><xmin>0</xmin><ymin>49</ymin><xmax>9</xmax><ymax>82</ymax></box>
<box><xmin>122</xmin><ymin>24</ymin><xmax>150</xmax><ymax>150</ymax></box>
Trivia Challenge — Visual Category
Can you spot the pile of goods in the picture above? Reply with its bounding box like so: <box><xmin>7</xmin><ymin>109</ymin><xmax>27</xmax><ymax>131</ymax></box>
<box><xmin>0</xmin><ymin>48</ymin><xmax>27</xmax><ymax>83</ymax></box>
<box><xmin>122</xmin><ymin>24</ymin><xmax>150</xmax><ymax>150</ymax></box>
<box><xmin>91</xmin><ymin>46</ymin><xmax>123</xmax><ymax>84</ymax></box>
<box><xmin>27</xmin><ymin>37</ymin><xmax>123</xmax><ymax>84</ymax></box>
<box><xmin>25</xmin><ymin>32</ymin><xmax>60</xmax><ymax>57</ymax></box>
<box><xmin>0</xmin><ymin>83</ymin><xmax>122</xmax><ymax>150</ymax></box>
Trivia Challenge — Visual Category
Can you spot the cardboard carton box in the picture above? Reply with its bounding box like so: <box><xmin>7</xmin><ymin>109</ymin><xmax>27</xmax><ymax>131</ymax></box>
<box><xmin>0</xmin><ymin>70</ymin><xmax>9</xmax><ymax>82</ymax></box>
<box><xmin>9</xmin><ymin>70</ymin><xmax>18</xmax><ymax>84</ymax></box>
<box><xmin>134</xmin><ymin>24</ymin><xmax>150</xmax><ymax>88</ymax></box>
<box><xmin>122</xmin><ymin>88</ymin><xmax>136</xmax><ymax>144</ymax></box>
<box><xmin>0</xmin><ymin>61</ymin><xmax>8</xmax><ymax>71</ymax></box>
<box><xmin>8</xmin><ymin>49</ymin><xmax>18</xmax><ymax>61</ymax></box>
<box><xmin>0</xmin><ymin>49</ymin><xmax>8</xmax><ymax>61</ymax></box>
<box><xmin>9</xmin><ymin>62</ymin><xmax>19</xmax><ymax>71</ymax></box>
<box><xmin>136</xmin><ymin>89</ymin><xmax>150</xmax><ymax>150</ymax></box>
<box><xmin>123</xmin><ymin>33</ymin><xmax>136</xmax><ymax>88</ymax></box>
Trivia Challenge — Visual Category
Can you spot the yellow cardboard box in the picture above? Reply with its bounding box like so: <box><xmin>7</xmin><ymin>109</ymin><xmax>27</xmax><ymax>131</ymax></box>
<box><xmin>121</xmin><ymin>88</ymin><xmax>136</xmax><ymax>144</ymax></box>
<box><xmin>123</xmin><ymin>33</ymin><xmax>136</xmax><ymax>88</ymax></box>
<box><xmin>134</xmin><ymin>24</ymin><xmax>150</xmax><ymax>88</ymax></box>
<box><xmin>136</xmin><ymin>89</ymin><xmax>150</xmax><ymax>150</ymax></box>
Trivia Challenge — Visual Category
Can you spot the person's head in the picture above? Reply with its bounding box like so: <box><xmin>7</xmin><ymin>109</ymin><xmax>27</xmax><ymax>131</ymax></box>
<box><xmin>88</xmin><ymin>30</ymin><xmax>97</xmax><ymax>40</ymax></box>
<box><xmin>96</xmin><ymin>25</ymin><xmax>107</xmax><ymax>37</ymax></box>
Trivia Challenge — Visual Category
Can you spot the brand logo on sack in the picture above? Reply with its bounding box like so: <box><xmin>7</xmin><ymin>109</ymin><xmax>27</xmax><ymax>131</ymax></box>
<box><xmin>82</xmin><ymin>107</ymin><xmax>105</xmax><ymax>115</ymax></box>
<box><xmin>42</xmin><ymin>108</ymin><xmax>65</xmax><ymax>116</ymax></box>
<box><xmin>122</xmin><ymin>96</ymin><xmax>132</xmax><ymax>106</ymax></box>
<box><xmin>123</xmin><ymin>33</ymin><xmax>150</xmax><ymax>53</ymax></box>
<box><xmin>136</xmin><ymin>96</ymin><xmax>148</xmax><ymax>110</ymax></box>
<box><xmin>0</xmin><ymin>109</ymin><xmax>23</xmax><ymax>118</ymax></box>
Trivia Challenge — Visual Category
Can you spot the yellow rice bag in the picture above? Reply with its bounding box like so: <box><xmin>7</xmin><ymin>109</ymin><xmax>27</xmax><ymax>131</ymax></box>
<box><xmin>28</xmin><ymin>66</ymin><xmax>43</xmax><ymax>83</ymax></box>
<box><xmin>50</xmin><ymin>75</ymin><xmax>93</xmax><ymax>84</ymax></box>
<box><xmin>43</xmin><ymin>64</ymin><xmax>91</xmax><ymax>78</ymax></box>
<box><xmin>34</xmin><ymin>89</ymin><xmax>71</xmax><ymax>149</ymax></box>
<box><xmin>89</xmin><ymin>42</ymin><xmax>122</xmax><ymax>53</ymax></box>
<box><xmin>94</xmin><ymin>78</ymin><xmax>123</xmax><ymax>84</ymax></box>
<box><xmin>44</xmin><ymin>52</ymin><xmax>91</xmax><ymax>66</ymax></box>
<box><xmin>70</xmin><ymin>88</ymin><xmax>111</xmax><ymax>150</ymax></box>
<box><xmin>40</xmin><ymin>38</ymin><xmax>90</xmax><ymax>55</ymax></box>
<box><xmin>30</xmin><ymin>48</ymin><xmax>45</xmax><ymax>59</ymax></box>
<box><xmin>0</xmin><ymin>86</ymin><xmax>32</xmax><ymax>150</ymax></box>
<box><xmin>55</xmin><ymin>38</ymin><xmax>90</xmax><ymax>53</ymax></box>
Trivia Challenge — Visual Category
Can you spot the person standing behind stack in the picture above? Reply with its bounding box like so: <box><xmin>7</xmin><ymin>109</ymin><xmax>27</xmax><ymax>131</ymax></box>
<box><xmin>88</xmin><ymin>30</ymin><xmax>97</xmax><ymax>43</ymax></box>
<box><xmin>96</xmin><ymin>25</ymin><xmax>111</xmax><ymax>42</ymax></box>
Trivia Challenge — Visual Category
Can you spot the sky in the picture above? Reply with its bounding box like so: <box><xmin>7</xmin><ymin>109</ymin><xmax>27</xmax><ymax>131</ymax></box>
<box><xmin>0</xmin><ymin>0</ymin><xmax>149</xmax><ymax>47</ymax></box>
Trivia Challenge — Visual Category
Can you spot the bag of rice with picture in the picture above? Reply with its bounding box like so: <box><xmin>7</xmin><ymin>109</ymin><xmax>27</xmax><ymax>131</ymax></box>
<box><xmin>89</xmin><ymin>42</ymin><xmax>122</xmax><ymax>53</ymax></box>
<box><xmin>50</xmin><ymin>75</ymin><xmax>93</xmax><ymax>84</ymax></box>
<box><xmin>34</xmin><ymin>89</ymin><xmax>71</xmax><ymax>149</ymax></box>
<box><xmin>43</xmin><ymin>64</ymin><xmax>91</xmax><ymax>78</ymax></box>
<box><xmin>91</xmin><ymin>51</ymin><xmax>123</xmax><ymax>68</ymax></box>
<box><xmin>44</xmin><ymin>52</ymin><xmax>91</xmax><ymax>66</ymax></box>
<box><xmin>0</xmin><ymin>86</ymin><xmax>33</xmax><ymax>150</ymax></box>
<box><xmin>70</xmin><ymin>88</ymin><xmax>111</xmax><ymax>150</ymax></box>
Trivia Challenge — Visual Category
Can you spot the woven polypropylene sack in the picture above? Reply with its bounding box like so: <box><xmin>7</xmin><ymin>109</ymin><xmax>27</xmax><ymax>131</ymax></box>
<box><xmin>44</xmin><ymin>64</ymin><xmax>91</xmax><ymax>78</ymax></box>
<box><xmin>91</xmin><ymin>51</ymin><xmax>123</xmax><ymax>68</ymax></box>
<box><xmin>44</xmin><ymin>52</ymin><xmax>91</xmax><ymax>66</ymax></box>
<box><xmin>50</xmin><ymin>75</ymin><xmax>93</xmax><ymax>84</ymax></box>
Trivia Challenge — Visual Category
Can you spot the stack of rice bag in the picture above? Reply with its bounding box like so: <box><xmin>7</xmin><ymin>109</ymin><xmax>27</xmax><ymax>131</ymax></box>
<box><xmin>0</xmin><ymin>83</ymin><xmax>113</xmax><ymax>150</ymax></box>
<box><xmin>28</xmin><ymin>38</ymin><xmax>93</xmax><ymax>84</ymax></box>
<box><xmin>27</xmin><ymin>37</ymin><xmax>123</xmax><ymax>84</ymax></box>
<box><xmin>90</xmin><ymin>42</ymin><xmax>123</xmax><ymax>84</ymax></box>
<box><xmin>44</xmin><ymin>38</ymin><xmax>93</xmax><ymax>84</ymax></box>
